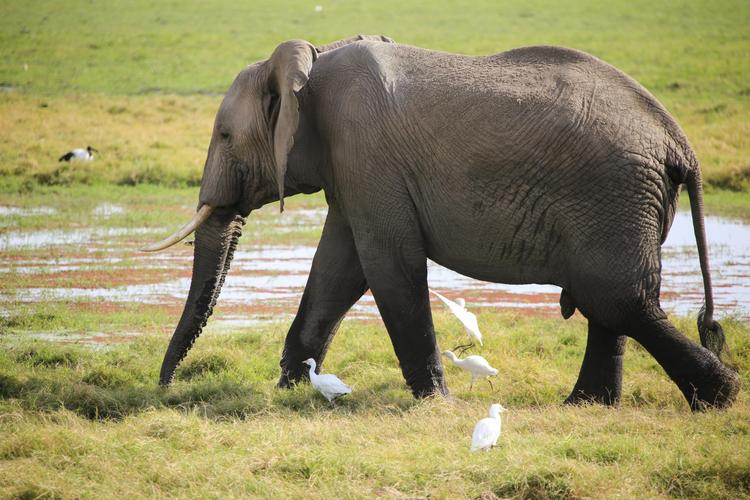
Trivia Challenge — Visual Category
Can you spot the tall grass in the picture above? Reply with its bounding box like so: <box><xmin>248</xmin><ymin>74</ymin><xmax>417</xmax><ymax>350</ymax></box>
<box><xmin>1</xmin><ymin>312</ymin><xmax>749</xmax><ymax>497</ymax></box>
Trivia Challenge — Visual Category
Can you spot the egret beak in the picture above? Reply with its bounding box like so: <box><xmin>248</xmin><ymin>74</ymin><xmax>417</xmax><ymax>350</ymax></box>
<box><xmin>140</xmin><ymin>205</ymin><xmax>214</xmax><ymax>252</ymax></box>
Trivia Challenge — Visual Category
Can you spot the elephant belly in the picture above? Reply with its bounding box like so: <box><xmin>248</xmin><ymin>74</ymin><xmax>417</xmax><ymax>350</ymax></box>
<box><xmin>413</xmin><ymin>170</ymin><xmax>569</xmax><ymax>288</ymax></box>
<box><xmin>423</xmin><ymin>227</ymin><xmax>563</xmax><ymax>287</ymax></box>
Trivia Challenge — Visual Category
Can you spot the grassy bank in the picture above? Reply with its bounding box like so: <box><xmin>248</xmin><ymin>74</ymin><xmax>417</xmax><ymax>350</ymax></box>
<box><xmin>1</xmin><ymin>89</ymin><xmax>748</xmax><ymax>218</ymax></box>
<box><xmin>1</xmin><ymin>312</ymin><xmax>749</xmax><ymax>498</ymax></box>
<box><xmin>1</xmin><ymin>0</ymin><xmax>749</xmax><ymax>195</ymax></box>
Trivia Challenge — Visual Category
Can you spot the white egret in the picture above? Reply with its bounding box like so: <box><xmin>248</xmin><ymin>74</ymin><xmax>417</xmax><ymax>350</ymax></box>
<box><xmin>58</xmin><ymin>145</ymin><xmax>97</xmax><ymax>162</ymax></box>
<box><xmin>470</xmin><ymin>403</ymin><xmax>507</xmax><ymax>452</ymax></box>
<box><xmin>302</xmin><ymin>358</ymin><xmax>352</xmax><ymax>402</ymax></box>
<box><xmin>430</xmin><ymin>289</ymin><xmax>483</xmax><ymax>353</ymax></box>
<box><xmin>442</xmin><ymin>351</ymin><xmax>498</xmax><ymax>390</ymax></box>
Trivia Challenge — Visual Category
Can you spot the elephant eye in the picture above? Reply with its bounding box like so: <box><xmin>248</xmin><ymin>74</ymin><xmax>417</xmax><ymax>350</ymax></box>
<box><xmin>220</xmin><ymin>131</ymin><xmax>231</xmax><ymax>140</ymax></box>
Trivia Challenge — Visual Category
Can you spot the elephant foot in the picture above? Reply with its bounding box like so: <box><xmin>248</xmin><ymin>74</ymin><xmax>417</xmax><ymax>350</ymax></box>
<box><xmin>403</xmin><ymin>362</ymin><xmax>449</xmax><ymax>399</ymax></box>
<box><xmin>276</xmin><ymin>362</ymin><xmax>310</xmax><ymax>389</ymax></box>
<box><xmin>411</xmin><ymin>380</ymin><xmax>449</xmax><ymax>399</ymax></box>
<box><xmin>566</xmin><ymin>321</ymin><xmax>627</xmax><ymax>407</ymax></box>
<box><xmin>629</xmin><ymin>316</ymin><xmax>740</xmax><ymax>411</ymax></box>
<box><xmin>682</xmin><ymin>356</ymin><xmax>740</xmax><ymax>411</ymax></box>
<box><xmin>564</xmin><ymin>387</ymin><xmax>620</xmax><ymax>406</ymax></box>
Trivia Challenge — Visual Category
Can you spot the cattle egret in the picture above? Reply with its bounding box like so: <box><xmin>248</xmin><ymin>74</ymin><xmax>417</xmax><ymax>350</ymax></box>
<box><xmin>470</xmin><ymin>403</ymin><xmax>506</xmax><ymax>452</ymax></box>
<box><xmin>302</xmin><ymin>358</ymin><xmax>352</xmax><ymax>402</ymax></box>
<box><xmin>59</xmin><ymin>145</ymin><xmax>97</xmax><ymax>162</ymax></box>
<box><xmin>430</xmin><ymin>289</ymin><xmax>483</xmax><ymax>353</ymax></box>
<box><xmin>442</xmin><ymin>351</ymin><xmax>498</xmax><ymax>390</ymax></box>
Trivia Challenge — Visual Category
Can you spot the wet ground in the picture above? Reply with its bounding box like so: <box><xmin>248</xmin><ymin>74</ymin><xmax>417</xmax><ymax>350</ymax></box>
<box><xmin>1</xmin><ymin>203</ymin><xmax>748</xmax><ymax>343</ymax></box>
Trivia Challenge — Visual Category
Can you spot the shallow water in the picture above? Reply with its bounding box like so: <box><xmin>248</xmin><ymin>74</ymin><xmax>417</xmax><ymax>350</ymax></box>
<box><xmin>92</xmin><ymin>203</ymin><xmax>126</xmax><ymax>217</ymax></box>
<box><xmin>2</xmin><ymin>210</ymin><xmax>749</xmax><ymax>337</ymax></box>
<box><xmin>7</xmin><ymin>330</ymin><xmax>142</xmax><ymax>349</ymax></box>
<box><xmin>0</xmin><ymin>226</ymin><xmax>160</xmax><ymax>250</ymax></box>
<box><xmin>0</xmin><ymin>205</ymin><xmax>57</xmax><ymax>216</ymax></box>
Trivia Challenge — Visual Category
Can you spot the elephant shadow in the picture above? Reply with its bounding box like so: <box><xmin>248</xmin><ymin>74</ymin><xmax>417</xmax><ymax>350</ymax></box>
<box><xmin>0</xmin><ymin>366</ymin><xmax>427</xmax><ymax>421</ymax></box>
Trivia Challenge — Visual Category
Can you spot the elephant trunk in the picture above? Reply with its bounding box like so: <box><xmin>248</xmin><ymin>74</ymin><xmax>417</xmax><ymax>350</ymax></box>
<box><xmin>159</xmin><ymin>209</ymin><xmax>245</xmax><ymax>385</ymax></box>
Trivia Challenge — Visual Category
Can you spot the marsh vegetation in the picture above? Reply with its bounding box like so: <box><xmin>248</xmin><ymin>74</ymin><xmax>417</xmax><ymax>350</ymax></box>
<box><xmin>1</xmin><ymin>0</ymin><xmax>749</xmax><ymax>497</ymax></box>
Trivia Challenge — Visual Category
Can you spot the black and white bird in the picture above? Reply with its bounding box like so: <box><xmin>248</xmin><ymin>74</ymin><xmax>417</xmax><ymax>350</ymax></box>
<box><xmin>58</xmin><ymin>145</ymin><xmax>97</xmax><ymax>162</ymax></box>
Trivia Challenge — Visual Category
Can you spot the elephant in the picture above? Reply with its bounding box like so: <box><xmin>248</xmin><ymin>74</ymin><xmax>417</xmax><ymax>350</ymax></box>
<box><xmin>142</xmin><ymin>34</ymin><xmax>740</xmax><ymax>411</ymax></box>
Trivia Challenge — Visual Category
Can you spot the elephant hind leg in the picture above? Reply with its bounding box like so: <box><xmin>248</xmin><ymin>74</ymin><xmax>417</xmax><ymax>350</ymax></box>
<box><xmin>565</xmin><ymin>321</ymin><xmax>626</xmax><ymax>406</ymax></box>
<box><xmin>576</xmin><ymin>285</ymin><xmax>739</xmax><ymax>410</ymax></box>
<box><xmin>627</xmin><ymin>312</ymin><xmax>740</xmax><ymax>411</ymax></box>
<box><xmin>566</xmin><ymin>267</ymin><xmax>738</xmax><ymax>410</ymax></box>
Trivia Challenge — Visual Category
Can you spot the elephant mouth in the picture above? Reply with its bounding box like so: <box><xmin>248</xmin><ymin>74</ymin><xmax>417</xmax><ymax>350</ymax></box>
<box><xmin>140</xmin><ymin>188</ymin><xmax>256</xmax><ymax>254</ymax></box>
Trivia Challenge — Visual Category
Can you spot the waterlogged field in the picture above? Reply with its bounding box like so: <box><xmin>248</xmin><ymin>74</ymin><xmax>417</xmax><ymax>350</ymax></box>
<box><xmin>2</xmin><ymin>0</ymin><xmax>750</xmax><ymax>497</ymax></box>
<box><xmin>2</xmin><ymin>188</ymin><xmax>750</xmax><ymax>326</ymax></box>
<box><xmin>1</xmin><ymin>185</ymin><xmax>750</xmax><ymax>498</ymax></box>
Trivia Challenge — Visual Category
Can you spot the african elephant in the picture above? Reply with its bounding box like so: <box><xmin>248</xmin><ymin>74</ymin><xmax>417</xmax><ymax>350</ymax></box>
<box><xmin>143</xmin><ymin>35</ymin><xmax>739</xmax><ymax>410</ymax></box>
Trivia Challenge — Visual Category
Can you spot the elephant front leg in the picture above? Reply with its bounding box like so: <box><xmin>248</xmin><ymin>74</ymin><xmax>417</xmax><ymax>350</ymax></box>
<box><xmin>352</xmin><ymin>216</ymin><xmax>448</xmax><ymax>398</ymax></box>
<box><xmin>277</xmin><ymin>207</ymin><xmax>368</xmax><ymax>388</ymax></box>
<box><xmin>565</xmin><ymin>321</ymin><xmax>627</xmax><ymax>406</ymax></box>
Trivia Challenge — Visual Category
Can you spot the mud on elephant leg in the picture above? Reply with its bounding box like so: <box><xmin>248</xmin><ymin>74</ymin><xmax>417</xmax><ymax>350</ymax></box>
<box><xmin>629</xmin><ymin>314</ymin><xmax>740</xmax><ymax>411</ymax></box>
<box><xmin>565</xmin><ymin>321</ymin><xmax>627</xmax><ymax>406</ymax></box>
<box><xmin>277</xmin><ymin>208</ymin><xmax>368</xmax><ymax>388</ymax></box>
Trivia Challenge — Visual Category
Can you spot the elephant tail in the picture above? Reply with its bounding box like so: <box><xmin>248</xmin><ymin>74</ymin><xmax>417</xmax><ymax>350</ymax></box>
<box><xmin>685</xmin><ymin>166</ymin><xmax>735</xmax><ymax>368</ymax></box>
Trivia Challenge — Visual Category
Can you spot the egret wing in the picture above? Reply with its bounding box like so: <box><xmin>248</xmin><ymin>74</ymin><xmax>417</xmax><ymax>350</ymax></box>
<box><xmin>431</xmin><ymin>289</ymin><xmax>468</xmax><ymax>319</ymax></box>
<box><xmin>315</xmin><ymin>373</ymin><xmax>352</xmax><ymax>401</ymax></box>
<box><xmin>463</xmin><ymin>355</ymin><xmax>494</xmax><ymax>371</ymax></box>
<box><xmin>470</xmin><ymin>417</ymin><xmax>498</xmax><ymax>451</ymax></box>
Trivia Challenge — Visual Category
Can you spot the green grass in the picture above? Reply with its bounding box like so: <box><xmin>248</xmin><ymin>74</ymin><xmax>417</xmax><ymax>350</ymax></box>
<box><xmin>0</xmin><ymin>183</ymin><xmax>324</xmax><ymax>231</ymax></box>
<box><xmin>2</xmin><ymin>1</ymin><xmax>750</xmax><ymax>497</ymax></box>
<box><xmin>0</xmin><ymin>0</ymin><xmax>749</xmax><ymax>197</ymax></box>
<box><xmin>1</xmin><ymin>312</ymin><xmax>749</xmax><ymax>497</ymax></box>
<box><xmin>2</xmin><ymin>0</ymin><xmax>748</xmax><ymax>99</ymax></box>
<box><xmin>700</xmin><ymin>190</ymin><xmax>750</xmax><ymax>221</ymax></box>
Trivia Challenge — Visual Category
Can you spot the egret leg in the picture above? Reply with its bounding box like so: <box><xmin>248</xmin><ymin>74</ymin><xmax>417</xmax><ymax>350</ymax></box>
<box><xmin>278</xmin><ymin>208</ymin><xmax>368</xmax><ymax>388</ymax></box>
<box><xmin>454</xmin><ymin>343</ymin><xmax>473</xmax><ymax>356</ymax></box>
<box><xmin>487</xmin><ymin>378</ymin><xmax>494</xmax><ymax>391</ymax></box>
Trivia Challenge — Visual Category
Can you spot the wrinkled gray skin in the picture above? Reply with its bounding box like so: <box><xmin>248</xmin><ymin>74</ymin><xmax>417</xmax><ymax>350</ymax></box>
<box><xmin>157</xmin><ymin>35</ymin><xmax>739</xmax><ymax>411</ymax></box>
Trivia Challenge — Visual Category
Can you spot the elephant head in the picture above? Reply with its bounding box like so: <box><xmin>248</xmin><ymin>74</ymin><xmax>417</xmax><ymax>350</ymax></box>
<box><xmin>141</xmin><ymin>40</ymin><xmax>319</xmax><ymax>385</ymax></box>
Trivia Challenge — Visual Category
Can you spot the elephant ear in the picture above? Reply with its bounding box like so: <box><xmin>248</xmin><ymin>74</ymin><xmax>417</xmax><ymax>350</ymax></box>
<box><xmin>266</xmin><ymin>39</ymin><xmax>317</xmax><ymax>212</ymax></box>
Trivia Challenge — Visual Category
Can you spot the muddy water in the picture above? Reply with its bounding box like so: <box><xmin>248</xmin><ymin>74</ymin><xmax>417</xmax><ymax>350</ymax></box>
<box><xmin>1</xmin><ymin>209</ymin><xmax>749</xmax><ymax>336</ymax></box>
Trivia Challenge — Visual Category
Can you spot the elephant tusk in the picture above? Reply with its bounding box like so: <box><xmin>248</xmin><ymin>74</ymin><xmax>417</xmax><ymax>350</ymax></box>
<box><xmin>140</xmin><ymin>204</ymin><xmax>214</xmax><ymax>252</ymax></box>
